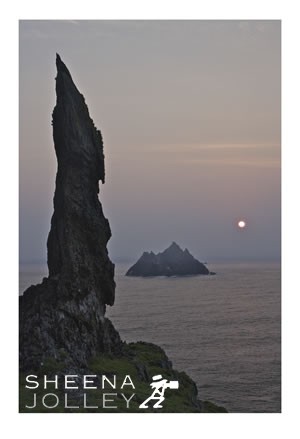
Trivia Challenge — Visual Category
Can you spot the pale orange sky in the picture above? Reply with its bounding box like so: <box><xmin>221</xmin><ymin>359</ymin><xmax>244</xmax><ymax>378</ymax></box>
<box><xmin>19</xmin><ymin>20</ymin><xmax>280</xmax><ymax>262</ymax></box>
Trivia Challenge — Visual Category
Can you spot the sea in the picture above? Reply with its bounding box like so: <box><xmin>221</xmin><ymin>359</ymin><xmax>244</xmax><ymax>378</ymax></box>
<box><xmin>19</xmin><ymin>261</ymin><xmax>281</xmax><ymax>413</ymax></box>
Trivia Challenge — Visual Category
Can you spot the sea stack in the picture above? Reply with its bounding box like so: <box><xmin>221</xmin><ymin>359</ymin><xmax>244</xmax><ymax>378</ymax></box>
<box><xmin>126</xmin><ymin>242</ymin><xmax>210</xmax><ymax>277</ymax></box>
<box><xmin>19</xmin><ymin>54</ymin><xmax>122</xmax><ymax>371</ymax></box>
<box><xmin>19</xmin><ymin>56</ymin><xmax>226</xmax><ymax>412</ymax></box>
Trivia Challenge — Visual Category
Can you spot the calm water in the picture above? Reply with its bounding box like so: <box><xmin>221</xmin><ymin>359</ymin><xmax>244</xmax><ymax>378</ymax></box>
<box><xmin>19</xmin><ymin>261</ymin><xmax>281</xmax><ymax>413</ymax></box>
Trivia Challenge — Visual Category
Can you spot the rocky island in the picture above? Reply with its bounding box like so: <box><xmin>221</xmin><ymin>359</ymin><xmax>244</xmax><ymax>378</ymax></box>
<box><xmin>19</xmin><ymin>55</ymin><xmax>225</xmax><ymax>413</ymax></box>
<box><xmin>126</xmin><ymin>242</ymin><xmax>212</xmax><ymax>277</ymax></box>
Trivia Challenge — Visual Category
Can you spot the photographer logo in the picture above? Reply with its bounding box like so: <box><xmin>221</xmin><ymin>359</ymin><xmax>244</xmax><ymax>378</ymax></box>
<box><xmin>139</xmin><ymin>374</ymin><xmax>179</xmax><ymax>409</ymax></box>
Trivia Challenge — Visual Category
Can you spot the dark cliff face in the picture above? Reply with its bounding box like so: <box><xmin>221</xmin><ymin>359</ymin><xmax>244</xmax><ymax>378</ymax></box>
<box><xmin>19</xmin><ymin>55</ymin><xmax>121</xmax><ymax>371</ymax></box>
<box><xmin>47</xmin><ymin>54</ymin><xmax>114</xmax><ymax>307</ymax></box>
<box><xmin>126</xmin><ymin>242</ymin><xmax>210</xmax><ymax>277</ymax></box>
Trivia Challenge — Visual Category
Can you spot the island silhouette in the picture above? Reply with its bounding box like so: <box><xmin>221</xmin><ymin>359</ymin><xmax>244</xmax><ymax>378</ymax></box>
<box><xmin>126</xmin><ymin>242</ymin><xmax>214</xmax><ymax>277</ymax></box>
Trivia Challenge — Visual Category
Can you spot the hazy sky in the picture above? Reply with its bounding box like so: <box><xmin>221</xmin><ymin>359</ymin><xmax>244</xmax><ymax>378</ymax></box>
<box><xmin>19</xmin><ymin>20</ymin><xmax>280</xmax><ymax>263</ymax></box>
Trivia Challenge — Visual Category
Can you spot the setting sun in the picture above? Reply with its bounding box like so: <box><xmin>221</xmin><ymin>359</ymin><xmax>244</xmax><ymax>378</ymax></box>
<box><xmin>238</xmin><ymin>220</ymin><xmax>246</xmax><ymax>229</ymax></box>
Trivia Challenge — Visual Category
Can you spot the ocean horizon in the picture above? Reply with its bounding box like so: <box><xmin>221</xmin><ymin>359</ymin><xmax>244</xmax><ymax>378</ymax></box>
<box><xmin>19</xmin><ymin>260</ymin><xmax>281</xmax><ymax>413</ymax></box>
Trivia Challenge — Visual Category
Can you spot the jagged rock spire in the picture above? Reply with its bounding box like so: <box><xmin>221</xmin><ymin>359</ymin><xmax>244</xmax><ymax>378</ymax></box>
<box><xmin>20</xmin><ymin>55</ymin><xmax>121</xmax><ymax>371</ymax></box>
<box><xmin>47</xmin><ymin>54</ymin><xmax>114</xmax><ymax>306</ymax></box>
